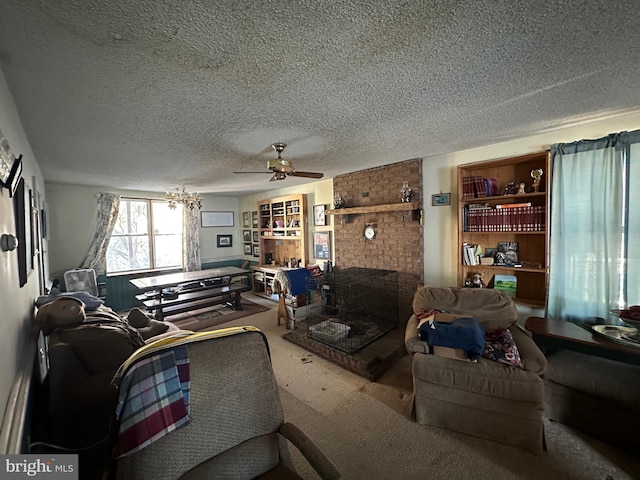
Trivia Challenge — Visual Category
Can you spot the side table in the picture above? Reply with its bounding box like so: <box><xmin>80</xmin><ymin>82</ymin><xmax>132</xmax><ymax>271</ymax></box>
<box><xmin>525</xmin><ymin>316</ymin><xmax>640</xmax><ymax>366</ymax></box>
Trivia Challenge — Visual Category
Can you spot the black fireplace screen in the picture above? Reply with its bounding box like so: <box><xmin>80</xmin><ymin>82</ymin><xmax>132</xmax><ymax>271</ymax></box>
<box><xmin>303</xmin><ymin>267</ymin><xmax>398</xmax><ymax>354</ymax></box>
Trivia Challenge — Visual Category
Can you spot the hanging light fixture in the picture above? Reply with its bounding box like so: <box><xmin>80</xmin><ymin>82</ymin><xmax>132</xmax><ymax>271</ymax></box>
<box><xmin>165</xmin><ymin>186</ymin><xmax>202</xmax><ymax>210</ymax></box>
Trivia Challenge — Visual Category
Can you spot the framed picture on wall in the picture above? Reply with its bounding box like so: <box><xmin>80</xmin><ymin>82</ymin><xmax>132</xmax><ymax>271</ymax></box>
<box><xmin>252</xmin><ymin>230</ymin><xmax>259</xmax><ymax>243</ymax></box>
<box><xmin>253</xmin><ymin>244</ymin><xmax>260</xmax><ymax>257</ymax></box>
<box><xmin>201</xmin><ymin>211</ymin><xmax>234</xmax><ymax>227</ymax></box>
<box><xmin>242</xmin><ymin>211</ymin><xmax>250</xmax><ymax>228</ymax></box>
<box><xmin>251</xmin><ymin>211</ymin><xmax>259</xmax><ymax>228</ymax></box>
<box><xmin>216</xmin><ymin>234</ymin><xmax>233</xmax><ymax>247</ymax></box>
<box><xmin>243</xmin><ymin>230</ymin><xmax>251</xmax><ymax>242</ymax></box>
<box><xmin>313</xmin><ymin>204</ymin><xmax>328</xmax><ymax>226</ymax></box>
<box><xmin>313</xmin><ymin>231</ymin><xmax>330</xmax><ymax>260</ymax></box>
<box><xmin>244</xmin><ymin>243</ymin><xmax>252</xmax><ymax>255</ymax></box>
<box><xmin>431</xmin><ymin>192</ymin><xmax>451</xmax><ymax>206</ymax></box>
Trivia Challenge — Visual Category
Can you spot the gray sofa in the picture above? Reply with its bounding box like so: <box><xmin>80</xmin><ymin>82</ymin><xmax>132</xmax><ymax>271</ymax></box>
<box><xmin>405</xmin><ymin>285</ymin><xmax>548</xmax><ymax>454</ymax></box>
<box><xmin>543</xmin><ymin>349</ymin><xmax>640</xmax><ymax>454</ymax></box>
<box><xmin>34</xmin><ymin>298</ymin><xmax>184</xmax><ymax>480</ymax></box>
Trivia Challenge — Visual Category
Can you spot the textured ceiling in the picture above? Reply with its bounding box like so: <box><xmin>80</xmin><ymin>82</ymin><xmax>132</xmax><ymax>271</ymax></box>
<box><xmin>1</xmin><ymin>0</ymin><xmax>640</xmax><ymax>195</ymax></box>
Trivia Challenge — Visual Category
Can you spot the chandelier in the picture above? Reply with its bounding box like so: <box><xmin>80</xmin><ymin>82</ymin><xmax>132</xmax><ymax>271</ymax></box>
<box><xmin>165</xmin><ymin>186</ymin><xmax>203</xmax><ymax>210</ymax></box>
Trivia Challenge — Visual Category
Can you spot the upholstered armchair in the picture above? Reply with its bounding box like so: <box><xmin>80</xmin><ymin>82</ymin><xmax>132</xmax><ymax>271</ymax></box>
<box><xmin>405</xmin><ymin>285</ymin><xmax>548</xmax><ymax>454</ymax></box>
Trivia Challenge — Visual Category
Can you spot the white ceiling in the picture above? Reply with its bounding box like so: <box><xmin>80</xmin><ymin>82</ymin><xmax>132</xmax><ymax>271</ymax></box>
<box><xmin>1</xmin><ymin>1</ymin><xmax>640</xmax><ymax>195</ymax></box>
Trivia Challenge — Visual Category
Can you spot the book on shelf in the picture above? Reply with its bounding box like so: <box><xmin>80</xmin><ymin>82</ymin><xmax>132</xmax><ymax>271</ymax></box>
<box><xmin>484</xmin><ymin>177</ymin><xmax>499</xmax><ymax>196</ymax></box>
<box><xmin>462</xmin><ymin>176</ymin><xmax>500</xmax><ymax>199</ymax></box>
<box><xmin>495</xmin><ymin>202</ymin><xmax>532</xmax><ymax>209</ymax></box>
<box><xmin>462</xmin><ymin>243</ymin><xmax>481</xmax><ymax>265</ymax></box>
<box><xmin>493</xmin><ymin>274</ymin><xmax>517</xmax><ymax>298</ymax></box>
<box><xmin>463</xmin><ymin>205</ymin><xmax>545</xmax><ymax>232</ymax></box>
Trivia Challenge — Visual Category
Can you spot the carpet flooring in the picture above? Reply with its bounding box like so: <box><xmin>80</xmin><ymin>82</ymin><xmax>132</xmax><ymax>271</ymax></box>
<box><xmin>191</xmin><ymin>293</ymin><xmax>640</xmax><ymax>480</ymax></box>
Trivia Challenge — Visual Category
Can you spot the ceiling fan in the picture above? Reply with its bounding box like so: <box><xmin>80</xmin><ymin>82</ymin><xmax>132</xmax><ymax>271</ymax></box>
<box><xmin>234</xmin><ymin>143</ymin><xmax>324</xmax><ymax>182</ymax></box>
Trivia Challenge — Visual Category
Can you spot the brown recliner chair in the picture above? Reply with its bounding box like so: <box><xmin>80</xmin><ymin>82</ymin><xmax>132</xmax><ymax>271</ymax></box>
<box><xmin>405</xmin><ymin>285</ymin><xmax>548</xmax><ymax>454</ymax></box>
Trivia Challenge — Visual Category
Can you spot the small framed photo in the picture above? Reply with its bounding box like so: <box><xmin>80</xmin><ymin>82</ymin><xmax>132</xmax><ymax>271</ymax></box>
<box><xmin>243</xmin><ymin>230</ymin><xmax>251</xmax><ymax>242</ymax></box>
<box><xmin>251</xmin><ymin>211</ymin><xmax>259</xmax><ymax>228</ymax></box>
<box><xmin>216</xmin><ymin>234</ymin><xmax>232</xmax><ymax>247</ymax></box>
<box><xmin>252</xmin><ymin>230</ymin><xmax>259</xmax><ymax>243</ymax></box>
<box><xmin>313</xmin><ymin>204</ymin><xmax>328</xmax><ymax>226</ymax></box>
<box><xmin>253</xmin><ymin>244</ymin><xmax>260</xmax><ymax>257</ymax></box>
<box><xmin>242</xmin><ymin>211</ymin><xmax>250</xmax><ymax>228</ymax></box>
<box><xmin>243</xmin><ymin>243</ymin><xmax>252</xmax><ymax>255</ymax></box>
<box><xmin>431</xmin><ymin>192</ymin><xmax>451</xmax><ymax>206</ymax></box>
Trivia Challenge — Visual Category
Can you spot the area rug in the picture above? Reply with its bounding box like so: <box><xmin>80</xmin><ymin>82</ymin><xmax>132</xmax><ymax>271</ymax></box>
<box><xmin>170</xmin><ymin>297</ymin><xmax>270</xmax><ymax>332</ymax></box>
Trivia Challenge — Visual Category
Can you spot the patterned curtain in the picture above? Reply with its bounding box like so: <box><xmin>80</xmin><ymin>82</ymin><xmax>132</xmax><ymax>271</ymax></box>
<box><xmin>80</xmin><ymin>193</ymin><xmax>120</xmax><ymax>272</ymax></box>
<box><xmin>183</xmin><ymin>206</ymin><xmax>201</xmax><ymax>272</ymax></box>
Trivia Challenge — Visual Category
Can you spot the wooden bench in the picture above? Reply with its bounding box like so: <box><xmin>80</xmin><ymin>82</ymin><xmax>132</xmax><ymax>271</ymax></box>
<box><xmin>136</xmin><ymin>284</ymin><xmax>247</xmax><ymax>320</ymax></box>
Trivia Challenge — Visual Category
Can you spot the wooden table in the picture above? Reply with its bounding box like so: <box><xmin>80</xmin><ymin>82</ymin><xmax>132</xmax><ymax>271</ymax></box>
<box><xmin>130</xmin><ymin>267</ymin><xmax>250</xmax><ymax>320</ymax></box>
<box><xmin>130</xmin><ymin>267</ymin><xmax>249</xmax><ymax>290</ymax></box>
<box><xmin>525</xmin><ymin>316</ymin><xmax>640</xmax><ymax>366</ymax></box>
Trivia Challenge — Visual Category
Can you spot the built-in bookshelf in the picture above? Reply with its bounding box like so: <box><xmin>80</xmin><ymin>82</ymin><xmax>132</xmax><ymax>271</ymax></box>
<box><xmin>256</xmin><ymin>193</ymin><xmax>308</xmax><ymax>267</ymax></box>
<box><xmin>457</xmin><ymin>152</ymin><xmax>551</xmax><ymax>308</ymax></box>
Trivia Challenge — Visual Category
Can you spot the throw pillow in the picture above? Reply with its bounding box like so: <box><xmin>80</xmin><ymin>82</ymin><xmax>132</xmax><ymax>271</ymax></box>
<box><xmin>483</xmin><ymin>328</ymin><xmax>523</xmax><ymax>368</ymax></box>
<box><xmin>136</xmin><ymin>320</ymin><xmax>170</xmax><ymax>340</ymax></box>
<box><xmin>127</xmin><ymin>308</ymin><xmax>152</xmax><ymax>328</ymax></box>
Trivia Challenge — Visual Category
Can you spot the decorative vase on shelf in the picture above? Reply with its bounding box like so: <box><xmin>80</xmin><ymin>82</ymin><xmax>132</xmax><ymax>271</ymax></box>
<box><xmin>333</xmin><ymin>192</ymin><xmax>345</xmax><ymax>209</ymax></box>
<box><xmin>400</xmin><ymin>181</ymin><xmax>412</xmax><ymax>203</ymax></box>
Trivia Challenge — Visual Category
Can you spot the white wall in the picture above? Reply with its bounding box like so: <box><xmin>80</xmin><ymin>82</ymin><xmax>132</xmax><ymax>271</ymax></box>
<box><xmin>0</xmin><ymin>69</ymin><xmax>47</xmax><ymax>432</ymax></box>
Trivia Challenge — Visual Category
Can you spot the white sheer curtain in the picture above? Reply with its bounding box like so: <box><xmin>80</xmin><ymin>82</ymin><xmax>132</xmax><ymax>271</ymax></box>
<box><xmin>547</xmin><ymin>130</ymin><xmax>640</xmax><ymax>322</ymax></box>
<box><xmin>182</xmin><ymin>207</ymin><xmax>201</xmax><ymax>272</ymax></box>
<box><xmin>80</xmin><ymin>193</ymin><xmax>120</xmax><ymax>272</ymax></box>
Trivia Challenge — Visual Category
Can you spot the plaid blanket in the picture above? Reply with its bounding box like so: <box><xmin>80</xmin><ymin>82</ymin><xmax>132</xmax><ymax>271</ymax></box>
<box><xmin>114</xmin><ymin>345</ymin><xmax>190</xmax><ymax>458</ymax></box>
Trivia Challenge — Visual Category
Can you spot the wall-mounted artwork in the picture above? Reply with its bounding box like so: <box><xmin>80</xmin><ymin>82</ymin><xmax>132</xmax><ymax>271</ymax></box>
<box><xmin>242</xmin><ymin>211</ymin><xmax>250</xmax><ymax>228</ymax></box>
<box><xmin>251</xmin><ymin>211</ymin><xmax>259</xmax><ymax>228</ymax></box>
<box><xmin>0</xmin><ymin>134</ymin><xmax>22</xmax><ymax>197</ymax></box>
<box><xmin>244</xmin><ymin>243</ymin><xmax>252</xmax><ymax>255</ymax></box>
<box><xmin>253</xmin><ymin>244</ymin><xmax>260</xmax><ymax>257</ymax></box>
<box><xmin>313</xmin><ymin>231</ymin><xmax>330</xmax><ymax>260</ymax></box>
<box><xmin>431</xmin><ymin>192</ymin><xmax>451</xmax><ymax>206</ymax></box>
<box><xmin>216</xmin><ymin>234</ymin><xmax>233</xmax><ymax>247</ymax></box>
<box><xmin>201</xmin><ymin>211</ymin><xmax>234</xmax><ymax>227</ymax></box>
<box><xmin>313</xmin><ymin>204</ymin><xmax>328</xmax><ymax>226</ymax></box>
<box><xmin>13</xmin><ymin>178</ymin><xmax>28</xmax><ymax>287</ymax></box>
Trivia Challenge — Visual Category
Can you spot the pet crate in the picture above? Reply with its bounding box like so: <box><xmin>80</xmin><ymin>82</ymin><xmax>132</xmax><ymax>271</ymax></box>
<box><xmin>303</xmin><ymin>267</ymin><xmax>398</xmax><ymax>354</ymax></box>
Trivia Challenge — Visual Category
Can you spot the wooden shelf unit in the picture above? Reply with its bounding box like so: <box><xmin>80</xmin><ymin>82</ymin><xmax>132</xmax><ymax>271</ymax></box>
<box><xmin>457</xmin><ymin>151</ymin><xmax>551</xmax><ymax>308</ymax></box>
<box><xmin>257</xmin><ymin>193</ymin><xmax>309</xmax><ymax>266</ymax></box>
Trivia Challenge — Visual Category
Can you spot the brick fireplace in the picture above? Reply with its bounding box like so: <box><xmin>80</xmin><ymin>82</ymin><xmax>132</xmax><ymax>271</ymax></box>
<box><xmin>283</xmin><ymin>159</ymin><xmax>424</xmax><ymax>379</ymax></box>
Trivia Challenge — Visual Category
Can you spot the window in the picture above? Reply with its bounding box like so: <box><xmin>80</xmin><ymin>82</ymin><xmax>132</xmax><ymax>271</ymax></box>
<box><xmin>106</xmin><ymin>198</ymin><xmax>183</xmax><ymax>273</ymax></box>
<box><xmin>548</xmin><ymin>130</ymin><xmax>640</xmax><ymax>321</ymax></box>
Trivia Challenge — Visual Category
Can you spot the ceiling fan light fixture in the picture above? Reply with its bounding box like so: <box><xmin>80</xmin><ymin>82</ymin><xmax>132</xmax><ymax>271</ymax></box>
<box><xmin>234</xmin><ymin>142</ymin><xmax>324</xmax><ymax>181</ymax></box>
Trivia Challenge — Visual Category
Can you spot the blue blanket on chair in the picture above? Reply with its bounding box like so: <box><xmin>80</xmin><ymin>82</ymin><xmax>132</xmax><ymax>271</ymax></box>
<box><xmin>285</xmin><ymin>268</ymin><xmax>312</xmax><ymax>296</ymax></box>
<box><xmin>418</xmin><ymin>317</ymin><xmax>485</xmax><ymax>361</ymax></box>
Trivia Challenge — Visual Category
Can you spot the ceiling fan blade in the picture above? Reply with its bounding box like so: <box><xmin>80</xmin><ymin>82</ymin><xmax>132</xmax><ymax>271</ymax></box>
<box><xmin>290</xmin><ymin>171</ymin><xmax>324</xmax><ymax>179</ymax></box>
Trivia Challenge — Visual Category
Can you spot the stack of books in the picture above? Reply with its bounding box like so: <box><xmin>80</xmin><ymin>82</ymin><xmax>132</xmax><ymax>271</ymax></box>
<box><xmin>462</xmin><ymin>176</ymin><xmax>499</xmax><ymax>199</ymax></box>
